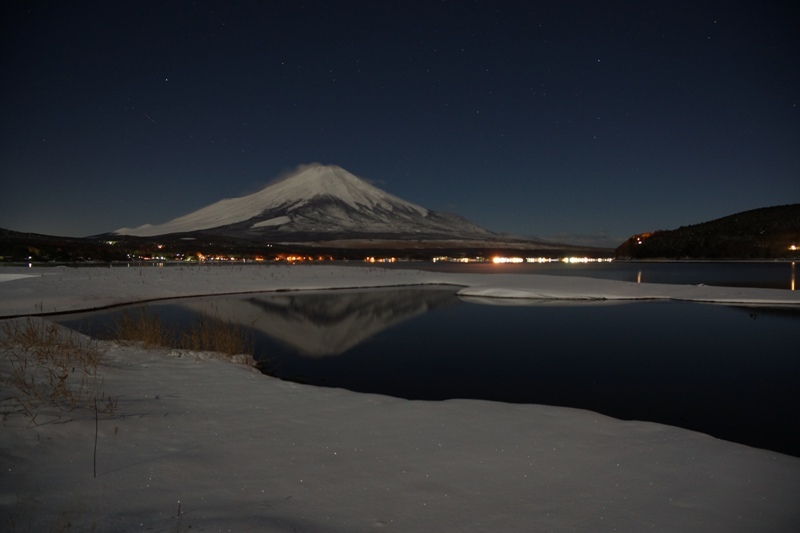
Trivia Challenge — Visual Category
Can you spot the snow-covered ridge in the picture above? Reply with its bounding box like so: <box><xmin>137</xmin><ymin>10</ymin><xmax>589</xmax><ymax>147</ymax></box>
<box><xmin>114</xmin><ymin>164</ymin><xmax>429</xmax><ymax>237</ymax></box>
<box><xmin>251</xmin><ymin>215</ymin><xmax>291</xmax><ymax>228</ymax></box>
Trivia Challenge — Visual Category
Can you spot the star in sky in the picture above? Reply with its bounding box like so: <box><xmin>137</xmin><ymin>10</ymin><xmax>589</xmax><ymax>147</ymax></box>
<box><xmin>0</xmin><ymin>1</ymin><xmax>797</xmax><ymax>248</ymax></box>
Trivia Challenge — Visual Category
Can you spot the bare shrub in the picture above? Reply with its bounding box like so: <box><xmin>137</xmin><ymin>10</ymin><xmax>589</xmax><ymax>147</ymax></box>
<box><xmin>179</xmin><ymin>311</ymin><xmax>254</xmax><ymax>358</ymax></box>
<box><xmin>1</xmin><ymin>317</ymin><xmax>109</xmax><ymax>422</ymax></box>
<box><xmin>110</xmin><ymin>306</ymin><xmax>175</xmax><ymax>347</ymax></box>
<box><xmin>108</xmin><ymin>305</ymin><xmax>255</xmax><ymax>363</ymax></box>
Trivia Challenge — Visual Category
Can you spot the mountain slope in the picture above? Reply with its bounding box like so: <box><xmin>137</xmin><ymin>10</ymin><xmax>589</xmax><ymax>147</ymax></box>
<box><xmin>114</xmin><ymin>164</ymin><xmax>501</xmax><ymax>242</ymax></box>
<box><xmin>616</xmin><ymin>204</ymin><xmax>800</xmax><ymax>259</ymax></box>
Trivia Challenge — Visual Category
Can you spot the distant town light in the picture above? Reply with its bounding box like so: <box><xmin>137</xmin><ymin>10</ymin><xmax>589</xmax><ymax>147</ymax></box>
<box><xmin>561</xmin><ymin>257</ymin><xmax>613</xmax><ymax>263</ymax></box>
<box><xmin>492</xmin><ymin>256</ymin><xmax>612</xmax><ymax>264</ymax></box>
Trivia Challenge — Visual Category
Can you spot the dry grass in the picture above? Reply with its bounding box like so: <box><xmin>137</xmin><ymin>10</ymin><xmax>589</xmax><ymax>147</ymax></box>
<box><xmin>109</xmin><ymin>305</ymin><xmax>255</xmax><ymax>362</ymax></box>
<box><xmin>1</xmin><ymin>306</ymin><xmax>257</xmax><ymax>424</ymax></box>
<box><xmin>1</xmin><ymin>317</ymin><xmax>110</xmax><ymax>423</ymax></box>
<box><xmin>180</xmin><ymin>312</ymin><xmax>254</xmax><ymax>357</ymax></box>
<box><xmin>110</xmin><ymin>306</ymin><xmax>176</xmax><ymax>348</ymax></box>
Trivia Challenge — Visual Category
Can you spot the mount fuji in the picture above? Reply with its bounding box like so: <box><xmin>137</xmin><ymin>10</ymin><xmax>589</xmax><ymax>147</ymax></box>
<box><xmin>114</xmin><ymin>164</ymin><xmax>537</xmax><ymax>247</ymax></box>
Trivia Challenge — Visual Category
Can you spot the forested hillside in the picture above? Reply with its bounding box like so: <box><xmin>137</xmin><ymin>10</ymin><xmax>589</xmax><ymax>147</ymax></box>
<box><xmin>616</xmin><ymin>204</ymin><xmax>800</xmax><ymax>259</ymax></box>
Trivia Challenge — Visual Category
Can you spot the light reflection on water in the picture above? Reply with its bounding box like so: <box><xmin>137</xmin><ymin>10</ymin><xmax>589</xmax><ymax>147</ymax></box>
<box><xmin>382</xmin><ymin>260</ymin><xmax>799</xmax><ymax>290</ymax></box>
<box><xmin>57</xmin><ymin>285</ymin><xmax>800</xmax><ymax>458</ymax></box>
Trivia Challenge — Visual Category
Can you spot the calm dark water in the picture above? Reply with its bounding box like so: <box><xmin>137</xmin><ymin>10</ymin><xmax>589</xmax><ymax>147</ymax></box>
<box><xmin>56</xmin><ymin>265</ymin><xmax>800</xmax><ymax>457</ymax></box>
<box><xmin>383</xmin><ymin>260</ymin><xmax>798</xmax><ymax>290</ymax></box>
<box><xmin>239</xmin><ymin>291</ymin><xmax>800</xmax><ymax>457</ymax></box>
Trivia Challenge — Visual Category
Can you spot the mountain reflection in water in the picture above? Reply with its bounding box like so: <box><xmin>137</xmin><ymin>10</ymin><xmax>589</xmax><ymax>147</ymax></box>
<box><xmin>174</xmin><ymin>287</ymin><xmax>460</xmax><ymax>357</ymax></box>
<box><xmin>54</xmin><ymin>285</ymin><xmax>800</xmax><ymax>457</ymax></box>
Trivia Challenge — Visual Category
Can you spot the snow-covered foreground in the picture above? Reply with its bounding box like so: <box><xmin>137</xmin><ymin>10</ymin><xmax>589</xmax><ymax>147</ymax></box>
<box><xmin>2</xmin><ymin>264</ymin><xmax>799</xmax><ymax>531</ymax></box>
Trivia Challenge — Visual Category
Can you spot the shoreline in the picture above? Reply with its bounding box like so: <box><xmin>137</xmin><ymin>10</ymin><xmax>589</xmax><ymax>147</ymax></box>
<box><xmin>2</xmin><ymin>264</ymin><xmax>800</xmax><ymax>531</ymax></box>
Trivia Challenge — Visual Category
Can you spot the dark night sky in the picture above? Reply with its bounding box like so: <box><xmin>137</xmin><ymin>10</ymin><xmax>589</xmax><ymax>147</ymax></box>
<box><xmin>2</xmin><ymin>1</ymin><xmax>798</xmax><ymax>247</ymax></box>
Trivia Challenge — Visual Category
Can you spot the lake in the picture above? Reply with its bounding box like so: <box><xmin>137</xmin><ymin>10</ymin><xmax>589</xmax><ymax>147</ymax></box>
<box><xmin>382</xmin><ymin>259</ymin><xmax>797</xmax><ymax>290</ymax></box>
<box><xmin>55</xmin><ymin>262</ymin><xmax>800</xmax><ymax>457</ymax></box>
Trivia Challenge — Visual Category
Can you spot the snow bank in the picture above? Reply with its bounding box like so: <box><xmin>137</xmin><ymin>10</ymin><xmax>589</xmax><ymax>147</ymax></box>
<box><xmin>0</xmin><ymin>273</ymin><xmax>39</xmax><ymax>283</ymax></box>
<box><xmin>2</xmin><ymin>339</ymin><xmax>799</xmax><ymax>532</ymax></box>
<box><xmin>0</xmin><ymin>264</ymin><xmax>797</xmax><ymax>318</ymax></box>
<box><xmin>453</xmin><ymin>272</ymin><xmax>800</xmax><ymax>305</ymax></box>
<box><xmin>1</xmin><ymin>264</ymin><xmax>799</xmax><ymax>531</ymax></box>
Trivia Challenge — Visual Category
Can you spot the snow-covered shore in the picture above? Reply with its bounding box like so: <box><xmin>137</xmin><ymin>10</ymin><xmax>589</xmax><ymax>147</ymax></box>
<box><xmin>1</xmin><ymin>263</ymin><xmax>799</xmax><ymax>318</ymax></box>
<box><xmin>2</xmin><ymin>264</ymin><xmax>799</xmax><ymax>531</ymax></box>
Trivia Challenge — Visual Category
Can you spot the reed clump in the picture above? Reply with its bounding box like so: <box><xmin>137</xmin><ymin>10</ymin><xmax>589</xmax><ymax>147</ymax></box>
<box><xmin>110</xmin><ymin>306</ymin><xmax>176</xmax><ymax>348</ymax></box>
<box><xmin>1</xmin><ymin>317</ymin><xmax>109</xmax><ymax>422</ymax></box>
<box><xmin>179</xmin><ymin>312</ymin><xmax>254</xmax><ymax>357</ymax></box>
<box><xmin>110</xmin><ymin>306</ymin><xmax>255</xmax><ymax>362</ymax></box>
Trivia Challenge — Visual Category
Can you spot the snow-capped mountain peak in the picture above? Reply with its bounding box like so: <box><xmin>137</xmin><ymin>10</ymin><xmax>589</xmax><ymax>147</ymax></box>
<box><xmin>114</xmin><ymin>163</ymin><xmax>497</xmax><ymax>242</ymax></box>
<box><xmin>260</xmin><ymin>164</ymin><xmax>428</xmax><ymax>216</ymax></box>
